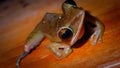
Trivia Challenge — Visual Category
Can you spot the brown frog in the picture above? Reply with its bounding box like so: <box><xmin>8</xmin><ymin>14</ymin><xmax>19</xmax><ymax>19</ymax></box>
<box><xmin>16</xmin><ymin>0</ymin><xmax>105</xmax><ymax>68</ymax></box>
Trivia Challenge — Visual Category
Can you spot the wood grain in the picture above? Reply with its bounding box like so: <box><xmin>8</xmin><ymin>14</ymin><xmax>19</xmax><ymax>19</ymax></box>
<box><xmin>0</xmin><ymin>0</ymin><xmax>120</xmax><ymax>68</ymax></box>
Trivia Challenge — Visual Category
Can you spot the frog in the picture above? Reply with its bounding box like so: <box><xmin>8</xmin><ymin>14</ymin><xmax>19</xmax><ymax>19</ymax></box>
<box><xmin>16</xmin><ymin>0</ymin><xmax>105</xmax><ymax>68</ymax></box>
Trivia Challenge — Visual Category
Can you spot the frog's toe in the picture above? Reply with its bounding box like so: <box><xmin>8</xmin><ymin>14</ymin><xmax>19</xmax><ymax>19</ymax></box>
<box><xmin>91</xmin><ymin>35</ymin><xmax>98</xmax><ymax>45</ymax></box>
<box><xmin>90</xmin><ymin>31</ymin><xmax>96</xmax><ymax>41</ymax></box>
<box><xmin>90</xmin><ymin>31</ymin><xmax>97</xmax><ymax>45</ymax></box>
<box><xmin>98</xmin><ymin>36</ymin><xmax>103</xmax><ymax>43</ymax></box>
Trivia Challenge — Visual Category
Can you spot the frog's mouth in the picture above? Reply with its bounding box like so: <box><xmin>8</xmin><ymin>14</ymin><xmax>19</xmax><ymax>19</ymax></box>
<box><xmin>46</xmin><ymin>42</ymin><xmax>72</xmax><ymax>59</ymax></box>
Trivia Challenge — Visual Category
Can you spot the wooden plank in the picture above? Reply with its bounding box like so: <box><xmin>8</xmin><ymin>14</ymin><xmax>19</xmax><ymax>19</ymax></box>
<box><xmin>0</xmin><ymin>0</ymin><xmax>120</xmax><ymax>68</ymax></box>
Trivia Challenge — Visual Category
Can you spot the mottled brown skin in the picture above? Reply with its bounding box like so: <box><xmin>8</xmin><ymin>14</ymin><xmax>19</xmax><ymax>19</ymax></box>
<box><xmin>16</xmin><ymin>0</ymin><xmax>104</xmax><ymax>68</ymax></box>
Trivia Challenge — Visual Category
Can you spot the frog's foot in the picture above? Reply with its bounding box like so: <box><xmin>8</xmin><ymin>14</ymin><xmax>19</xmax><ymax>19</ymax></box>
<box><xmin>90</xmin><ymin>27</ymin><xmax>103</xmax><ymax>45</ymax></box>
<box><xmin>46</xmin><ymin>42</ymin><xmax>72</xmax><ymax>59</ymax></box>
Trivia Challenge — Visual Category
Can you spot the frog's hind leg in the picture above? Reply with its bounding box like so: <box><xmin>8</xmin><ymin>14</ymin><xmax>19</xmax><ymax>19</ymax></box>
<box><xmin>16</xmin><ymin>30</ymin><xmax>44</xmax><ymax>68</ymax></box>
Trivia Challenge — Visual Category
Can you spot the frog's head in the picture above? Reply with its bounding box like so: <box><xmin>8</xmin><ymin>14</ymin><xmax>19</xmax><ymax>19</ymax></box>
<box><xmin>47</xmin><ymin>5</ymin><xmax>85</xmax><ymax>58</ymax></box>
<box><xmin>58</xmin><ymin>1</ymin><xmax>85</xmax><ymax>46</ymax></box>
<box><xmin>57</xmin><ymin>15</ymin><xmax>85</xmax><ymax>46</ymax></box>
<box><xmin>47</xmin><ymin>0</ymin><xmax>85</xmax><ymax>58</ymax></box>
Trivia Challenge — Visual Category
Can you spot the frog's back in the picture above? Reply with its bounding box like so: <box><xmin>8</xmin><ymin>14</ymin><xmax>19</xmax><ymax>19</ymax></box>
<box><xmin>37</xmin><ymin>13</ymin><xmax>62</xmax><ymax>42</ymax></box>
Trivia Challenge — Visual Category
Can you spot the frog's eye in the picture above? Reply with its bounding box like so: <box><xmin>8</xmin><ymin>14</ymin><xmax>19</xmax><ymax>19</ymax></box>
<box><xmin>58</xmin><ymin>27</ymin><xmax>73</xmax><ymax>41</ymax></box>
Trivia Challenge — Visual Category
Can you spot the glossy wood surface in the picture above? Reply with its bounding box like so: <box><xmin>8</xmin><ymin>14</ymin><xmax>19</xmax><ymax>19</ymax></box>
<box><xmin>0</xmin><ymin>0</ymin><xmax>120</xmax><ymax>68</ymax></box>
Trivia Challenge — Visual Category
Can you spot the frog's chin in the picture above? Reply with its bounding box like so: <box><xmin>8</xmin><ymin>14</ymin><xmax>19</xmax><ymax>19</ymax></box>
<box><xmin>46</xmin><ymin>42</ymin><xmax>72</xmax><ymax>58</ymax></box>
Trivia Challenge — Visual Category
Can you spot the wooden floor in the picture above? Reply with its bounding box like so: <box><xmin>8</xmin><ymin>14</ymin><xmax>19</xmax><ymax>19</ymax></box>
<box><xmin>0</xmin><ymin>0</ymin><xmax>120</xmax><ymax>68</ymax></box>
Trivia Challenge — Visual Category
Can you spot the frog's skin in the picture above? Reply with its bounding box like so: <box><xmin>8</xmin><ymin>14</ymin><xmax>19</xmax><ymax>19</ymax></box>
<box><xmin>16</xmin><ymin>0</ymin><xmax>104</xmax><ymax>68</ymax></box>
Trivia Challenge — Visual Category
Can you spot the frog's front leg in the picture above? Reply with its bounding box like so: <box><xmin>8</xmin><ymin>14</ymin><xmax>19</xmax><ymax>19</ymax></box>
<box><xmin>85</xmin><ymin>12</ymin><xmax>105</xmax><ymax>45</ymax></box>
<box><xmin>47</xmin><ymin>43</ymin><xmax>72</xmax><ymax>59</ymax></box>
<box><xmin>16</xmin><ymin>29</ymin><xmax>44</xmax><ymax>68</ymax></box>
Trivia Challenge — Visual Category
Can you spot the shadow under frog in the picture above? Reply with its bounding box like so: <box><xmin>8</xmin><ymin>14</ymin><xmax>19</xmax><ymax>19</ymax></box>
<box><xmin>16</xmin><ymin>0</ymin><xmax>105</xmax><ymax>68</ymax></box>
<box><xmin>72</xmin><ymin>11</ymin><xmax>100</xmax><ymax>48</ymax></box>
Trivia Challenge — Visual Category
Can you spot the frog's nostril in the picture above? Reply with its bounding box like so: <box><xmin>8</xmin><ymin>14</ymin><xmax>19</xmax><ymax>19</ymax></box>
<box><xmin>59</xmin><ymin>48</ymin><xmax>64</xmax><ymax>50</ymax></box>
